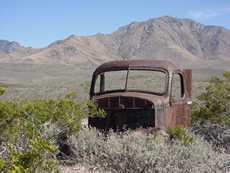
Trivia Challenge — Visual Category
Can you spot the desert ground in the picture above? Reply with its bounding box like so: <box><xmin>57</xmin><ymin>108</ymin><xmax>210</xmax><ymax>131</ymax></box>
<box><xmin>0</xmin><ymin>62</ymin><xmax>227</xmax><ymax>100</ymax></box>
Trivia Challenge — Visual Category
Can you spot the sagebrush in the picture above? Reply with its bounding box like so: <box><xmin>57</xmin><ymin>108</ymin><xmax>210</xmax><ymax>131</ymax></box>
<box><xmin>69</xmin><ymin>128</ymin><xmax>230</xmax><ymax>173</ymax></box>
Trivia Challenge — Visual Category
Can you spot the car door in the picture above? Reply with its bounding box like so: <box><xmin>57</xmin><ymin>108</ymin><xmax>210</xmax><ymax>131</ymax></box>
<box><xmin>170</xmin><ymin>72</ymin><xmax>189</xmax><ymax>127</ymax></box>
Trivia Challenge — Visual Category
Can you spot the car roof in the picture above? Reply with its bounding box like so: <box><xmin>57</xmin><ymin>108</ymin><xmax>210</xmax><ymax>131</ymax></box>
<box><xmin>94</xmin><ymin>59</ymin><xmax>178</xmax><ymax>75</ymax></box>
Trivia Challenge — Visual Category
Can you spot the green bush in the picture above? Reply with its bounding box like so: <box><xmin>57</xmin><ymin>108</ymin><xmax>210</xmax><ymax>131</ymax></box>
<box><xmin>1</xmin><ymin>138</ymin><xmax>59</xmax><ymax>173</ymax></box>
<box><xmin>0</xmin><ymin>95</ymin><xmax>104</xmax><ymax>172</ymax></box>
<box><xmin>168</xmin><ymin>127</ymin><xmax>193</xmax><ymax>145</ymax></box>
<box><xmin>0</xmin><ymin>86</ymin><xmax>6</xmax><ymax>96</ymax></box>
<box><xmin>192</xmin><ymin>71</ymin><xmax>230</xmax><ymax>125</ymax></box>
<box><xmin>0</xmin><ymin>99</ymin><xmax>86</xmax><ymax>143</ymax></box>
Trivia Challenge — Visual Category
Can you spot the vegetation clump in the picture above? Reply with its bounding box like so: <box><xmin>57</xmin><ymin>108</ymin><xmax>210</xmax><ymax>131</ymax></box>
<box><xmin>0</xmin><ymin>89</ymin><xmax>104</xmax><ymax>172</ymax></box>
<box><xmin>191</xmin><ymin>71</ymin><xmax>230</xmax><ymax>153</ymax></box>
<box><xmin>168</xmin><ymin>127</ymin><xmax>193</xmax><ymax>145</ymax></box>
<box><xmin>69</xmin><ymin>128</ymin><xmax>230</xmax><ymax>173</ymax></box>
<box><xmin>192</xmin><ymin>71</ymin><xmax>230</xmax><ymax>125</ymax></box>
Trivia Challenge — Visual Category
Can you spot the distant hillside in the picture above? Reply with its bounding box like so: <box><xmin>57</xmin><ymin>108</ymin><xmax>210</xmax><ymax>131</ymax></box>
<box><xmin>0</xmin><ymin>40</ymin><xmax>40</xmax><ymax>63</ymax></box>
<box><xmin>0</xmin><ymin>40</ymin><xmax>21</xmax><ymax>54</ymax></box>
<box><xmin>1</xmin><ymin>16</ymin><xmax>230</xmax><ymax>67</ymax></box>
<box><xmin>20</xmin><ymin>35</ymin><xmax>120</xmax><ymax>65</ymax></box>
<box><xmin>102</xmin><ymin>16</ymin><xmax>230</xmax><ymax>62</ymax></box>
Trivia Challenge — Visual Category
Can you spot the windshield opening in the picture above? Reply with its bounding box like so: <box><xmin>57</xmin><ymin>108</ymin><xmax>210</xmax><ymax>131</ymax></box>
<box><xmin>94</xmin><ymin>69</ymin><xmax>167</xmax><ymax>95</ymax></box>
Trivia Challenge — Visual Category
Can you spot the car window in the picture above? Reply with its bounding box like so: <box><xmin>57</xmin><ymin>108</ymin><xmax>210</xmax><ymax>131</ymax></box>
<box><xmin>171</xmin><ymin>73</ymin><xmax>183</xmax><ymax>101</ymax></box>
<box><xmin>94</xmin><ymin>69</ymin><xmax>167</xmax><ymax>94</ymax></box>
<box><xmin>94</xmin><ymin>75</ymin><xmax>101</xmax><ymax>93</ymax></box>
<box><xmin>95</xmin><ymin>70</ymin><xmax>127</xmax><ymax>93</ymax></box>
<box><xmin>127</xmin><ymin>70</ymin><xmax>166</xmax><ymax>94</ymax></box>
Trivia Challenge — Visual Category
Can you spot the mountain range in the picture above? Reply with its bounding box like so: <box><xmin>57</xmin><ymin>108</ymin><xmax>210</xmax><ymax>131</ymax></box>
<box><xmin>1</xmin><ymin>16</ymin><xmax>230</xmax><ymax>67</ymax></box>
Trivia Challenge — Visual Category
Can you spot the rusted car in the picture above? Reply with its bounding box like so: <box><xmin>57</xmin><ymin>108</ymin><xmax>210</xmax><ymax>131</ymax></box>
<box><xmin>88</xmin><ymin>60</ymin><xmax>192</xmax><ymax>131</ymax></box>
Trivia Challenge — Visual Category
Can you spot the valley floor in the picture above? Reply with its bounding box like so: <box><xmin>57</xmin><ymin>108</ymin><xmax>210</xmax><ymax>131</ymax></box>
<box><xmin>0</xmin><ymin>63</ymin><xmax>228</xmax><ymax>100</ymax></box>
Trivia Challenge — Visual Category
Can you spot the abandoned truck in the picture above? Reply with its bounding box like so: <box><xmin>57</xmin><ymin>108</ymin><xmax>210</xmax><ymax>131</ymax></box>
<box><xmin>88</xmin><ymin>60</ymin><xmax>192</xmax><ymax>131</ymax></box>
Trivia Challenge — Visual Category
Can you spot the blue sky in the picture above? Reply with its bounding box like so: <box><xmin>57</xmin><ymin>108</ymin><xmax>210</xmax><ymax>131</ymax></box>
<box><xmin>1</xmin><ymin>0</ymin><xmax>230</xmax><ymax>48</ymax></box>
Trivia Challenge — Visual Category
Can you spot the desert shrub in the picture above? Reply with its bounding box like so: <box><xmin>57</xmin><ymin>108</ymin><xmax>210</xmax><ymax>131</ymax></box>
<box><xmin>192</xmin><ymin>122</ymin><xmax>230</xmax><ymax>153</ymax></box>
<box><xmin>0</xmin><ymin>98</ymin><xmax>84</xmax><ymax>172</ymax></box>
<box><xmin>0</xmin><ymin>138</ymin><xmax>59</xmax><ymax>173</ymax></box>
<box><xmin>70</xmin><ymin>128</ymin><xmax>230</xmax><ymax>173</ymax></box>
<box><xmin>0</xmin><ymin>93</ymin><xmax>104</xmax><ymax>172</ymax></box>
<box><xmin>0</xmin><ymin>86</ymin><xmax>6</xmax><ymax>96</ymax></box>
<box><xmin>192</xmin><ymin>71</ymin><xmax>230</xmax><ymax>125</ymax></box>
<box><xmin>191</xmin><ymin>71</ymin><xmax>230</xmax><ymax>153</ymax></box>
<box><xmin>168</xmin><ymin>127</ymin><xmax>193</xmax><ymax>145</ymax></box>
<box><xmin>0</xmin><ymin>99</ymin><xmax>86</xmax><ymax>143</ymax></box>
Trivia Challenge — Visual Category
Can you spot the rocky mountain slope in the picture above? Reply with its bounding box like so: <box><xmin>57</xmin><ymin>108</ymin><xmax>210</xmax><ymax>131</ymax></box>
<box><xmin>0</xmin><ymin>40</ymin><xmax>40</xmax><ymax>63</ymax></box>
<box><xmin>20</xmin><ymin>35</ymin><xmax>120</xmax><ymax>65</ymax></box>
<box><xmin>99</xmin><ymin>16</ymin><xmax>230</xmax><ymax>66</ymax></box>
<box><xmin>1</xmin><ymin>16</ymin><xmax>230</xmax><ymax>66</ymax></box>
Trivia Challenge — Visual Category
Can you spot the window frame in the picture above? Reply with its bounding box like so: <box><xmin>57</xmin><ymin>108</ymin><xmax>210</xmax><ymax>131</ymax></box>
<box><xmin>171</xmin><ymin>72</ymin><xmax>185</xmax><ymax>101</ymax></box>
<box><xmin>93</xmin><ymin>67</ymin><xmax>169</xmax><ymax>96</ymax></box>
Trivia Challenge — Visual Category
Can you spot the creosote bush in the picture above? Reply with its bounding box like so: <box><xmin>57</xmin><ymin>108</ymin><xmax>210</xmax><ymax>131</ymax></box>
<box><xmin>0</xmin><ymin>138</ymin><xmax>59</xmax><ymax>173</ymax></box>
<box><xmin>0</xmin><ymin>98</ymin><xmax>86</xmax><ymax>143</ymax></box>
<box><xmin>191</xmin><ymin>71</ymin><xmax>230</xmax><ymax>153</ymax></box>
<box><xmin>168</xmin><ymin>127</ymin><xmax>193</xmax><ymax>145</ymax></box>
<box><xmin>192</xmin><ymin>71</ymin><xmax>230</xmax><ymax>125</ymax></box>
<box><xmin>0</xmin><ymin>86</ymin><xmax>6</xmax><ymax>96</ymax></box>
<box><xmin>0</xmin><ymin>89</ymin><xmax>104</xmax><ymax>172</ymax></box>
